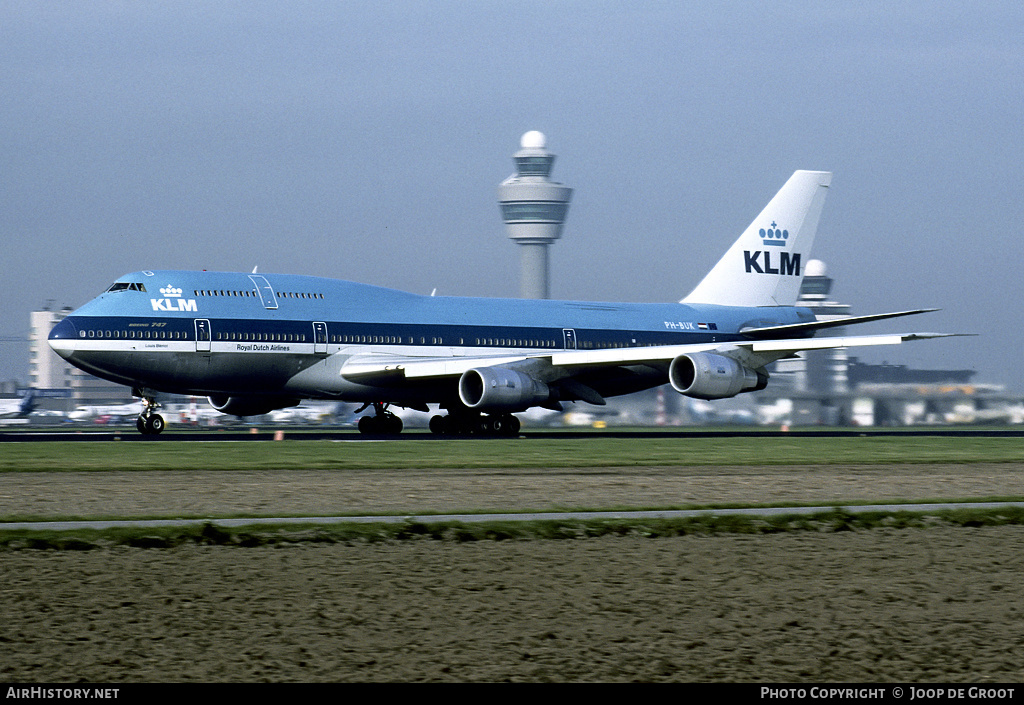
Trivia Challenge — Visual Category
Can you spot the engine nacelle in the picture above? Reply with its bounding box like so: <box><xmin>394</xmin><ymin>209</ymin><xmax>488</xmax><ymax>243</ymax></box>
<box><xmin>458</xmin><ymin>367</ymin><xmax>551</xmax><ymax>412</ymax></box>
<box><xmin>207</xmin><ymin>395</ymin><xmax>301</xmax><ymax>417</ymax></box>
<box><xmin>668</xmin><ymin>353</ymin><xmax>768</xmax><ymax>400</ymax></box>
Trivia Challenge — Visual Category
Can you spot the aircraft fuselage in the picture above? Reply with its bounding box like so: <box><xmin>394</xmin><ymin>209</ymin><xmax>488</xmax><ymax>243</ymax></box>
<box><xmin>48</xmin><ymin>270</ymin><xmax>813</xmax><ymax>406</ymax></box>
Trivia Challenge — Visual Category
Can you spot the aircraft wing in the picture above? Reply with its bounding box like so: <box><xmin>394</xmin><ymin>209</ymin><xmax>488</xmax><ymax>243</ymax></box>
<box><xmin>340</xmin><ymin>332</ymin><xmax>959</xmax><ymax>384</ymax></box>
<box><xmin>550</xmin><ymin>332</ymin><xmax>956</xmax><ymax>372</ymax></box>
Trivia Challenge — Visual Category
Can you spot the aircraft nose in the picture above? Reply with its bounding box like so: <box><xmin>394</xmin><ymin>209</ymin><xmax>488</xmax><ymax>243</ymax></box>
<box><xmin>47</xmin><ymin>317</ymin><xmax>79</xmax><ymax>360</ymax></box>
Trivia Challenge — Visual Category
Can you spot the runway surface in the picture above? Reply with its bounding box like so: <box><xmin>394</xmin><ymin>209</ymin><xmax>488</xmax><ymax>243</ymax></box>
<box><xmin>3</xmin><ymin>427</ymin><xmax>1024</xmax><ymax>442</ymax></box>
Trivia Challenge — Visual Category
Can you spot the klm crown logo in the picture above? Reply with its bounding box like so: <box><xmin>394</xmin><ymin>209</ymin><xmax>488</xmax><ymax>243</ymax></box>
<box><xmin>160</xmin><ymin>286</ymin><xmax>183</xmax><ymax>298</ymax></box>
<box><xmin>744</xmin><ymin>222</ymin><xmax>801</xmax><ymax>276</ymax></box>
<box><xmin>759</xmin><ymin>222</ymin><xmax>789</xmax><ymax>247</ymax></box>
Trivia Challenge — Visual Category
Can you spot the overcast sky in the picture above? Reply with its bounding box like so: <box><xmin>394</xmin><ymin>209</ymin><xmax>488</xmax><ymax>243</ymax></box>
<box><xmin>2</xmin><ymin>1</ymin><xmax>1022</xmax><ymax>393</ymax></box>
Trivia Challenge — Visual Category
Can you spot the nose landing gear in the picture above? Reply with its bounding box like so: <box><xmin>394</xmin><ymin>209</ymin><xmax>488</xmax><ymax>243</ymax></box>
<box><xmin>136</xmin><ymin>412</ymin><xmax>165</xmax><ymax>435</ymax></box>
<box><xmin>134</xmin><ymin>392</ymin><xmax>165</xmax><ymax>435</ymax></box>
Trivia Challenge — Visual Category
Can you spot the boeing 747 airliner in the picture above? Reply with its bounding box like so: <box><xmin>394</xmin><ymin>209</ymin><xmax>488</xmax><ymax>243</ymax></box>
<box><xmin>48</xmin><ymin>170</ymin><xmax>953</xmax><ymax>435</ymax></box>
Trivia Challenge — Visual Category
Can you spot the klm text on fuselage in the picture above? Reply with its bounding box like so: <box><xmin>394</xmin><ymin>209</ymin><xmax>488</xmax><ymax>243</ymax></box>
<box><xmin>150</xmin><ymin>298</ymin><xmax>198</xmax><ymax>312</ymax></box>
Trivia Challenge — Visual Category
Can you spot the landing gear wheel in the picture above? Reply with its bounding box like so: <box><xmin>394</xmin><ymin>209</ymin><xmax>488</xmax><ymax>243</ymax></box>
<box><xmin>357</xmin><ymin>404</ymin><xmax>403</xmax><ymax>435</ymax></box>
<box><xmin>429</xmin><ymin>412</ymin><xmax>520</xmax><ymax>437</ymax></box>
<box><xmin>493</xmin><ymin>414</ymin><xmax>520</xmax><ymax>436</ymax></box>
<box><xmin>136</xmin><ymin>413</ymin><xmax>165</xmax><ymax>435</ymax></box>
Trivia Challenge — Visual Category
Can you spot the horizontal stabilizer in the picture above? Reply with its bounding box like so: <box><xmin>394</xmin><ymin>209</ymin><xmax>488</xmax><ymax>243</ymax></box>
<box><xmin>740</xmin><ymin>308</ymin><xmax>939</xmax><ymax>339</ymax></box>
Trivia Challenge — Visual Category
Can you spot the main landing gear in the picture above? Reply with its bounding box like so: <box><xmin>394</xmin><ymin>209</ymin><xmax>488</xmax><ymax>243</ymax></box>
<box><xmin>355</xmin><ymin>402</ymin><xmax>404</xmax><ymax>435</ymax></box>
<box><xmin>429</xmin><ymin>410</ymin><xmax>520</xmax><ymax>437</ymax></box>
<box><xmin>354</xmin><ymin>403</ymin><xmax>521</xmax><ymax>437</ymax></box>
<box><xmin>135</xmin><ymin>393</ymin><xmax>165</xmax><ymax>435</ymax></box>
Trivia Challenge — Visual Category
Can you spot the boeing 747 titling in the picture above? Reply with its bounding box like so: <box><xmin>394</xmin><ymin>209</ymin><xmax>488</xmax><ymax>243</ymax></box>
<box><xmin>49</xmin><ymin>170</ymin><xmax>953</xmax><ymax>435</ymax></box>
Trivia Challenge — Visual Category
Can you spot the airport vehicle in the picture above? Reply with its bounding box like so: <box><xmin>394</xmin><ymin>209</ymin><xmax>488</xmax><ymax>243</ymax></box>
<box><xmin>48</xmin><ymin>171</ymin><xmax>952</xmax><ymax>435</ymax></box>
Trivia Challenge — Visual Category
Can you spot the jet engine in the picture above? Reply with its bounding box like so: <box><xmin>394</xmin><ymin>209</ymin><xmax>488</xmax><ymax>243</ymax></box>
<box><xmin>668</xmin><ymin>352</ymin><xmax>768</xmax><ymax>400</ymax></box>
<box><xmin>458</xmin><ymin>367</ymin><xmax>551</xmax><ymax>412</ymax></box>
<box><xmin>207</xmin><ymin>395</ymin><xmax>301</xmax><ymax>417</ymax></box>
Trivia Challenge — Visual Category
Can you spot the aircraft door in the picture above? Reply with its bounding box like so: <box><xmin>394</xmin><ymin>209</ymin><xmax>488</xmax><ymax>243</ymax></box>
<box><xmin>562</xmin><ymin>329</ymin><xmax>577</xmax><ymax>350</ymax></box>
<box><xmin>313</xmin><ymin>321</ymin><xmax>328</xmax><ymax>354</ymax></box>
<box><xmin>195</xmin><ymin>319</ymin><xmax>211</xmax><ymax>352</ymax></box>
<box><xmin>248</xmin><ymin>275</ymin><xmax>279</xmax><ymax>310</ymax></box>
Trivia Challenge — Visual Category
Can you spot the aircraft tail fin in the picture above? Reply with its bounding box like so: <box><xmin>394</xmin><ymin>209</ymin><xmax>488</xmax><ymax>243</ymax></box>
<box><xmin>682</xmin><ymin>170</ymin><xmax>832</xmax><ymax>307</ymax></box>
<box><xmin>17</xmin><ymin>389</ymin><xmax>36</xmax><ymax>417</ymax></box>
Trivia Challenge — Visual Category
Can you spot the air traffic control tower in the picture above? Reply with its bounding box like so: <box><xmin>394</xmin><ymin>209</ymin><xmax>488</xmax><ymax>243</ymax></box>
<box><xmin>497</xmin><ymin>131</ymin><xmax>573</xmax><ymax>299</ymax></box>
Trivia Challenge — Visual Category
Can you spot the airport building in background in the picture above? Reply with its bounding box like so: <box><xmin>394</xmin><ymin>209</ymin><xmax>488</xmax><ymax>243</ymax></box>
<box><xmin>767</xmin><ymin>259</ymin><xmax>852</xmax><ymax>424</ymax></box>
<box><xmin>497</xmin><ymin>131</ymin><xmax>573</xmax><ymax>299</ymax></box>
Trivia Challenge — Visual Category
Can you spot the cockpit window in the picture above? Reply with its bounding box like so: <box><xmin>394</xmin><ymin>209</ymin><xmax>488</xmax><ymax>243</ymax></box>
<box><xmin>106</xmin><ymin>282</ymin><xmax>147</xmax><ymax>293</ymax></box>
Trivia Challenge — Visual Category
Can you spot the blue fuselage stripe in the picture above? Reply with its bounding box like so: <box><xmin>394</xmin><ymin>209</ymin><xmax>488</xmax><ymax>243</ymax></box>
<box><xmin>57</xmin><ymin>315</ymin><xmax>726</xmax><ymax>349</ymax></box>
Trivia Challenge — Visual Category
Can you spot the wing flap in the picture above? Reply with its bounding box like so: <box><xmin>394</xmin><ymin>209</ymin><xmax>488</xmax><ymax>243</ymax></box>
<box><xmin>738</xmin><ymin>333</ymin><xmax>956</xmax><ymax>369</ymax></box>
<box><xmin>341</xmin><ymin>353</ymin><xmax>539</xmax><ymax>382</ymax></box>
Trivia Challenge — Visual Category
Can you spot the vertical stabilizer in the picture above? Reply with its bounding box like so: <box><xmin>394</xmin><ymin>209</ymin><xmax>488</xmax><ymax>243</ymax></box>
<box><xmin>682</xmin><ymin>170</ymin><xmax>832</xmax><ymax>307</ymax></box>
